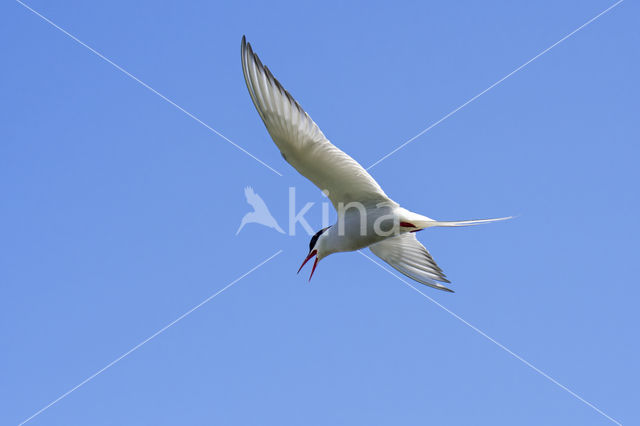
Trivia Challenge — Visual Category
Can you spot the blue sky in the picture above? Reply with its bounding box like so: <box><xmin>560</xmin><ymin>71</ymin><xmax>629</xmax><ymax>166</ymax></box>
<box><xmin>2</xmin><ymin>0</ymin><xmax>638</xmax><ymax>425</ymax></box>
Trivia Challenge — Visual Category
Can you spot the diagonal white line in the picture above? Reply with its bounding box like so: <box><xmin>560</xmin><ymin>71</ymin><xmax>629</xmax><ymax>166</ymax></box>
<box><xmin>366</xmin><ymin>0</ymin><xmax>624</xmax><ymax>171</ymax></box>
<box><xmin>358</xmin><ymin>250</ymin><xmax>622</xmax><ymax>425</ymax></box>
<box><xmin>15</xmin><ymin>0</ymin><xmax>283</xmax><ymax>177</ymax></box>
<box><xmin>18</xmin><ymin>249</ymin><xmax>283</xmax><ymax>426</ymax></box>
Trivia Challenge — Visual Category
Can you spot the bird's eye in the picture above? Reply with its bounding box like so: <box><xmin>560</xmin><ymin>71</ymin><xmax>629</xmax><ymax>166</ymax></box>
<box><xmin>309</xmin><ymin>229</ymin><xmax>324</xmax><ymax>251</ymax></box>
<box><xmin>309</xmin><ymin>234</ymin><xmax>318</xmax><ymax>252</ymax></box>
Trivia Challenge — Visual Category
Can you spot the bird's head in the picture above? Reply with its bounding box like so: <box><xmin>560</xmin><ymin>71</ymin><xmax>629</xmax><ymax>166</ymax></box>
<box><xmin>297</xmin><ymin>227</ymin><xmax>330</xmax><ymax>281</ymax></box>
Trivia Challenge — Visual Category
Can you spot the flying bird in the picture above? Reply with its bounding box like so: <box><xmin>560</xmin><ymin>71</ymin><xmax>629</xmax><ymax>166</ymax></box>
<box><xmin>236</xmin><ymin>186</ymin><xmax>285</xmax><ymax>235</ymax></box>
<box><xmin>241</xmin><ymin>36</ymin><xmax>509</xmax><ymax>292</ymax></box>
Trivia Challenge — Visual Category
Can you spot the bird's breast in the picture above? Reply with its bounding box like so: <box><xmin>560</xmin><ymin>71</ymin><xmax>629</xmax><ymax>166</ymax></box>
<box><xmin>326</xmin><ymin>206</ymin><xmax>402</xmax><ymax>253</ymax></box>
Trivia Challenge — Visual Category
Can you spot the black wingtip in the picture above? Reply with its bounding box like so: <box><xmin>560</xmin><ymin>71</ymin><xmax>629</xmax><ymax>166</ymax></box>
<box><xmin>437</xmin><ymin>283</ymin><xmax>455</xmax><ymax>293</ymax></box>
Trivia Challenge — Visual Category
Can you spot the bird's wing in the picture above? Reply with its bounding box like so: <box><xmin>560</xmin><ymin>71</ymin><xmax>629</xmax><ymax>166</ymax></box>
<box><xmin>241</xmin><ymin>36</ymin><xmax>393</xmax><ymax>210</ymax></box>
<box><xmin>244</xmin><ymin>186</ymin><xmax>269</xmax><ymax>212</ymax></box>
<box><xmin>244</xmin><ymin>186</ymin><xmax>256</xmax><ymax>202</ymax></box>
<box><xmin>369</xmin><ymin>233</ymin><xmax>453</xmax><ymax>292</ymax></box>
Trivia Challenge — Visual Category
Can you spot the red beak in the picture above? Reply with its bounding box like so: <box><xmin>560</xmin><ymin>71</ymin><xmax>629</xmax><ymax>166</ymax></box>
<box><xmin>297</xmin><ymin>250</ymin><xmax>319</xmax><ymax>281</ymax></box>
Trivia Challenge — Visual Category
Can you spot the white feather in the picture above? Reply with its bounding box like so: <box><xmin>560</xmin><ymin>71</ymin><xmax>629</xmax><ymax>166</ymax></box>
<box><xmin>241</xmin><ymin>37</ymin><xmax>393</xmax><ymax>210</ymax></box>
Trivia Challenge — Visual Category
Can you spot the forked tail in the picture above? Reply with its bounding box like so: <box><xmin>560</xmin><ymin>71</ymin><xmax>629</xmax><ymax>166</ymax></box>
<box><xmin>428</xmin><ymin>216</ymin><xmax>513</xmax><ymax>227</ymax></box>
<box><xmin>398</xmin><ymin>207</ymin><xmax>513</xmax><ymax>230</ymax></box>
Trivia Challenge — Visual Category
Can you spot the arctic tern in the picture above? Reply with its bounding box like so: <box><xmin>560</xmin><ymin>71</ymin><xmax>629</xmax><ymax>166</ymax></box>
<box><xmin>241</xmin><ymin>36</ymin><xmax>509</xmax><ymax>291</ymax></box>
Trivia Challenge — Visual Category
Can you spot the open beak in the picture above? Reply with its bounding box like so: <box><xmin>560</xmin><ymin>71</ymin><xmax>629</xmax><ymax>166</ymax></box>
<box><xmin>297</xmin><ymin>250</ymin><xmax>319</xmax><ymax>281</ymax></box>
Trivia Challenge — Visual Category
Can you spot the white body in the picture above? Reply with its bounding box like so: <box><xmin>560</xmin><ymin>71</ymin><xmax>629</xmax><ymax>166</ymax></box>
<box><xmin>319</xmin><ymin>205</ymin><xmax>426</xmax><ymax>255</ymax></box>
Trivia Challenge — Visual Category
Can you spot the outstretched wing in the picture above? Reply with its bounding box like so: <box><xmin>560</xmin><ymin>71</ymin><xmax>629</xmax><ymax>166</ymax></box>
<box><xmin>369</xmin><ymin>233</ymin><xmax>453</xmax><ymax>292</ymax></box>
<box><xmin>244</xmin><ymin>186</ymin><xmax>269</xmax><ymax>212</ymax></box>
<box><xmin>241</xmin><ymin>36</ymin><xmax>393</xmax><ymax>210</ymax></box>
